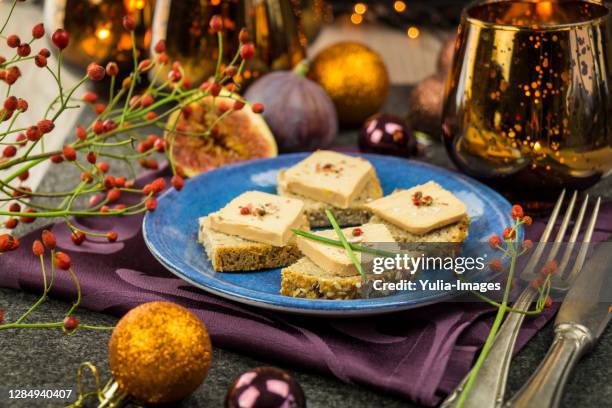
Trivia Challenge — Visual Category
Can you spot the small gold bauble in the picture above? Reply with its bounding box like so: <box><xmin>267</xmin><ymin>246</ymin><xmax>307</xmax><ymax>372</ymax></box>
<box><xmin>108</xmin><ymin>301</ymin><xmax>212</xmax><ymax>404</ymax></box>
<box><xmin>309</xmin><ymin>41</ymin><xmax>389</xmax><ymax>127</ymax></box>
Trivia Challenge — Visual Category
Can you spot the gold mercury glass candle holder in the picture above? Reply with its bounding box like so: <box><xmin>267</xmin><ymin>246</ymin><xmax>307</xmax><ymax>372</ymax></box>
<box><xmin>442</xmin><ymin>0</ymin><xmax>612</xmax><ymax>213</ymax></box>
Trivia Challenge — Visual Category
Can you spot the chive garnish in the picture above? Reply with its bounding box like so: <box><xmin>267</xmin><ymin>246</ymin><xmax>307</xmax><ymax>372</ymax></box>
<box><xmin>291</xmin><ymin>229</ymin><xmax>396</xmax><ymax>258</ymax></box>
<box><xmin>325</xmin><ymin>209</ymin><xmax>366</xmax><ymax>281</ymax></box>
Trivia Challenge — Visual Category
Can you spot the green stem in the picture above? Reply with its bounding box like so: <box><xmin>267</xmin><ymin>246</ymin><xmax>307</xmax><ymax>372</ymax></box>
<box><xmin>291</xmin><ymin>229</ymin><xmax>396</xmax><ymax>258</ymax></box>
<box><xmin>325</xmin><ymin>210</ymin><xmax>366</xmax><ymax>281</ymax></box>
<box><xmin>14</xmin><ymin>255</ymin><xmax>48</xmax><ymax>324</ymax></box>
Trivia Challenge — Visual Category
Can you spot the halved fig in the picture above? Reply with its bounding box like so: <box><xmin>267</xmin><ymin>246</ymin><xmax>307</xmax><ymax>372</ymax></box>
<box><xmin>165</xmin><ymin>94</ymin><xmax>277</xmax><ymax>177</ymax></box>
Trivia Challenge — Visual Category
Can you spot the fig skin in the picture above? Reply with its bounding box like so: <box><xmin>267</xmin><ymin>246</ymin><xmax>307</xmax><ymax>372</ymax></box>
<box><xmin>245</xmin><ymin>62</ymin><xmax>338</xmax><ymax>153</ymax></box>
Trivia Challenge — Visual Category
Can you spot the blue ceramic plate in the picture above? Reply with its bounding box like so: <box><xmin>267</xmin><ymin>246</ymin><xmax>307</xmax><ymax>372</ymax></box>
<box><xmin>143</xmin><ymin>153</ymin><xmax>513</xmax><ymax>316</ymax></box>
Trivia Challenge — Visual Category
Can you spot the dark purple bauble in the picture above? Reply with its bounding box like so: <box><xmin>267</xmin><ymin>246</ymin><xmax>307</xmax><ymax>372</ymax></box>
<box><xmin>359</xmin><ymin>113</ymin><xmax>416</xmax><ymax>157</ymax></box>
<box><xmin>226</xmin><ymin>367</ymin><xmax>306</xmax><ymax>408</ymax></box>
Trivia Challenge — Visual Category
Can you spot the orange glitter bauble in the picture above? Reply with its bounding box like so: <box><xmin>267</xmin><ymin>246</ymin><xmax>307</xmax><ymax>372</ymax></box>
<box><xmin>108</xmin><ymin>301</ymin><xmax>212</xmax><ymax>404</ymax></box>
<box><xmin>309</xmin><ymin>42</ymin><xmax>389</xmax><ymax>127</ymax></box>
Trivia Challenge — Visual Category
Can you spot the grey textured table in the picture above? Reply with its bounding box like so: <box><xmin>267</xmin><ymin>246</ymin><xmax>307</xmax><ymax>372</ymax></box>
<box><xmin>1</xmin><ymin>87</ymin><xmax>611</xmax><ymax>408</ymax></box>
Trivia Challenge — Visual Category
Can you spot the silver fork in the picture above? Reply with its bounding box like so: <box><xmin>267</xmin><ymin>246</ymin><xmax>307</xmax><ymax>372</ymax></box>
<box><xmin>441</xmin><ymin>190</ymin><xmax>601</xmax><ymax>408</ymax></box>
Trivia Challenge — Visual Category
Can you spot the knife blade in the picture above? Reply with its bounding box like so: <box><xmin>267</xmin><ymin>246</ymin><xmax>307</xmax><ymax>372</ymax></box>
<box><xmin>507</xmin><ymin>242</ymin><xmax>612</xmax><ymax>408</ymax></box>
<box><xmin>555</xmin><ymin>242</ymin><xmax>611</xmax><ymax>339</ymax></box>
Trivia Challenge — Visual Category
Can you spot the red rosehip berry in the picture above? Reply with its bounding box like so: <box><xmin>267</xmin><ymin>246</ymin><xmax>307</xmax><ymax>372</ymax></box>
<box><xmin>37</xmin><ymin>119</ymin><xmax>54</xmax><ymax>134</ymax></box>
<box><xmin>71</xmin><ymin>231</ymin><xmax>86</xmax><ymax>246</ymax></box>
<box><xmin>81</xmin><ymin>171</ymin><xmax>92</xmax><ymax>183</ymax></box>
<box><xmin>8</xmin><ymin>203</ymin><xmax>20</xmax><ymax>212</ymax></box>
<box><xmin>489</xmin><ymin>258</ymin><xmax>503</xmax><ymax>273</ymax></box>
<box><xmin>544</xmin><ymin>296</ymin><xmax>553</xmax><ymax>308</ymax></box>
<box><xmin>157</xmin><ymin>52</ymin><xmax>169</xmax><ymax>65</ymax></box>
<box><xmin>106</xmin><ymin>188</ymin><xmax>121</xmax><ymax>203</ymax></box>
<box><xmin>0</xmin><ymin>234</ymin><xmax>20</xmax><ymax>252</ymax></box>
<box><xmin>154</xmin><ymin>39</ymin><xmax>166</xmax><ymax>53</ymax></box>
<box><xmin>38</xmin><ymin>48</ymin><xmax>51</xmax><ymax>58</ymax></box>
<box><xmin>32</xmin><ymin>23</ymin><xmax>45</xmax><ymax>39</ymax></box>
<box><xmin>50</xmin><ymin>154</ymin><xmax>63</xmax><ymax>164</ymax></box>
<box><xmin>4</xmin><ymin>217</ymin><xmax>18</xmax><ymax>229</ymax></box>
<box><xmin>16</xmin><ymin>98</ymin><xmax>28</xmax><ymax>112</ymax></box>
<box><xmin>100</xmin><ymin>205</ymin><xmax>110</xmax><ymax>213</ymax></box>
<box><xmin>4</xmin><ymin>96</ymin><xmax>17</xmax><ymax>111</ymax></box>
<box><xmin>20</xmin><ymin>209</ymin><xmax>36</xmax><ymax>224</ymax></box>
<box><xmin>502</xmin><ymin>227</ymin><xmax>516</xmax><ymax>240</ymax></box>
<box><xmin>140</xmin><ymin>94</ymin><xmax>154</xmax><ymax>107</ymax></box>
<box><xmin>17</xmin><ymin>43</ymin><xmax>31</xmax><ymax>57</ymax></box>
<box><xmin>54</xmin><ymin>252</ymin><xmax>72</xmax><ymax>270</ymax></box>
<box><xmin>107</xmin><ymin>231</ymin><xmax>118</xmax><ymax>242</ymax></box>
<box><xmin>239</xmin><ymin>28</ymin><xmax>250</xmax><ymax>43</ymax></box>
<box><xmin>105</xmin><ymin>61</ymin><xmax>119</xmax><ymax>77</ymax></box>
<box><xmin>26</xmin><ymin>126</ymin><xmax>41</xmax><ymax>141</ymax></box>
<box><xmin>210</xmin><ymin>83</ymin><xmax>221</xmax><ymax>97</ymax></box>
<box><xmin>15</xmin><ymin>133</ymin><xmax>26</xmax><ymax>145</ymax></box>
<box><xmin>138</xmin><ymin>59</ymin><xmax>152</xmax><ymax>71</ymax></box>
<box><xmin>541</xmin><ymin>259</ymin><xmax>558</xmax><ymax>275</ymax></box>
<box><xmin>94</xmin><ymin>103</ymin><xmax>106</xmax><ymax>115</ymax></box>
<box><xmin>522</xmin><ymin>215</ymin><xmax>533</xmax><ymax>226</ymax></box>
<box><xmin>103</xmin><ymin>119</ymin><xmax>117</xmax><ymax>132</ymax></box>
<box><xmin>75</xmin><ymin>126</ymin><xmax>87</xmax><ymax>141</ymax></box>
<box><xmin>51</xmin><ymin>29</ymin><xmax>69</xmax><ymax>50</ymax></box>
<box><xmin>251</xmin><ymin>102</ymin><xmax>264</xmax><ymax>114</ymax></box>
<box><xmin>42</xmin><ymin>229</ymin><xmax>57</xmax><ymax>249</ymax></box>
<box><xmin>18</xmin><ymin>169</ymin><xmax>29</xmax><ymax>181</ymax></box>
<box><xmin>171</xmin><ymin>175</ymin><xmax>185</xmax><ymax>191</ymax></box>
<box><xmin>233</xmin><ymin>100</ymin><xmax>245</xmax><ymax>110</ymax></box>
<box><xmin>32</xmin><ymin>239</ymin><xmax>44</xmax><ymax>256</ymax></box>
<box><xmin>86</xmin><ymin>63</ymin><xmax>105</xmax><ymax>81</ymax></box>
<box><xmin>122</xmin><ymin>15</ymin><xmax>136</xmax><ymax>31</ymax></box>
<box><xmin>154</xmin><ymin>138</ymin><xmax>166</xmax><ymax>152</ymax></box>
<box><xmin>168</xmin><ymin>69</ymin><xmax>181</xmax><ymax>82</ymax></box>
<box><xmin>146</xmin><ymin>197</ymin><xmax>157</xmax><ymax>211</ymax></box>
<box><xmin>2</xmin><ymin>145</ymin><xmax>16</xmax><ymax>158</ymax></box>
<box><xmin>88</xmin><ymin>194</ymin><xmax>102</xmax><ymax>208</ymax></box>
<box><xmin>86</xmin><ymin>151</ymin><xmax>97</xmax><ymax>164</ymax></box>
<box><xmin>63</xmin><ymin>145</ymin><xmax>77</xmax><ymax>161</ymax></box>
<box><xmin>523</xmin><ymin>239</ymin><xmax>533</xmax><ymax>250</ymax></box>
<box><xmin>82</xmin><ymin>91</ymin><xmax>98</xmax><ymax>104</ymax></box>
<box><xmin>511</xmin><ymin>204</ymin><xmax>524</xmax><ymax>220</ymax></box>
<box><xmin>531</xmin><ymin>277</ymin><xmax>544</xmax><ymax>289</ymax></box>
<box><xmin>92</xmin><ymin>119</ymin><xmax>104</xmax><ymax>135</ymax></box>
<box><xmin>97</xmin><ymin>161</ymin><xmax>110</xmax><ymax>173</ymax></box>
<box><xmin>63</xmin><ymin>315</ymin><xmax>79</xmax><ymax>331</ymax></box>
<box><xmin>114</xmin><ymin>177</ymin><xmax>126</xmax><ymax>188</ymax></box>
<box><xmin>209</xmin><ymin>15</ymin><xmax>223</xmax><ymax>33</ymax></box>
<box><xmin>6</xmin><ymin>34</ymin><xmax>20</xmax><ymax>48</ymax></box>
<box><xmin>240</xmin><ymin>42</ymin><xmax>255</xmax><ymax>60</ymax></box>
<box><xmin>151</xmin><ymin>177</ymin><xmax>166</xmax><ymax>193</ymax></box>
<box><xmin>34</xmin><ymin>54</ymin><xmax>47</xmax><ymax>68</ymax></box>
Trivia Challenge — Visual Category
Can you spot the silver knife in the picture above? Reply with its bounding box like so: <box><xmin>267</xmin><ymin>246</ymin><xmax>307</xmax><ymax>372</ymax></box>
<box><xmin>507</xmin><ymin>242</ymin><xmax>612</xmax><ymax>408</ymax></box>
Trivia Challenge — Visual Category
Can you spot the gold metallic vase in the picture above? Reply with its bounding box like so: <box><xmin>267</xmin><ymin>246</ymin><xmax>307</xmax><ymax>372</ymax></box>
<box><xmin>442</xmin><ymin>0</ymin><xmax>612</xmax><ymax>211</ymax></box>
<box><xmin>151</xmin><ymin>0</ymin><xmax>305</xmax><ymax>86</ymax></box>
<box><xmin>44</xmin><ymin>0</ymin><xmax>154</xmax><ymax>70</ymax></box>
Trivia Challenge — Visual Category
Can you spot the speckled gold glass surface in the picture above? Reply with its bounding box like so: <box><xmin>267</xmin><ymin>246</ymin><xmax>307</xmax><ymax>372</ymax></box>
<box><xmin>44</xmin><ymin>0</ymin><xmax>154</xmax><ymax>69</ymax></box>
<box><xmin>442</xmin><ymin>0</ymin><xmax>612</xmax><ymax>211</ymax></box>
<box><xmin>108</xmin><ymin>301</ymin><xmax>212</xmax><ymax>404</ymax></box>
<box><xmin>151</xmin><ymin>0</ymin><xmax>305</xmax><ymax>86</ymax></box>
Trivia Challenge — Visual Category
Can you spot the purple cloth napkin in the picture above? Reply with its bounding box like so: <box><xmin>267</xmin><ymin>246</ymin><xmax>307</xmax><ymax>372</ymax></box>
<box><xmin>1</xmin><ymin>168</ymin><xmax>610</xmax><ymax>406</ymax></box>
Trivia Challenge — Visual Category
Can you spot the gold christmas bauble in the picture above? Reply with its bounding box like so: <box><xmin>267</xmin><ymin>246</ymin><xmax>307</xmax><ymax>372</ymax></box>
<box><xmin>309</xmin><ymin>42</ymin><xmax>389</xmax><ymax>127</ymax></box>
<box><xmin>108</xmin><ymin>301</ymin><xmax>212</xmax><ymax>404</ymax></box>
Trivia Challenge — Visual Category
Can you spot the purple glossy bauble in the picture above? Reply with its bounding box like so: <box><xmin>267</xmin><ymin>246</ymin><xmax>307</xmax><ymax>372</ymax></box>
<box><xmin>359</xmin><ymin>113</ymin><xmax>416</xmax><ymax>157</ymax></box>
<box><xmin>226</xmin><ymin>367</ymin><xmax>306</xmax><ymax>408</ymax></box>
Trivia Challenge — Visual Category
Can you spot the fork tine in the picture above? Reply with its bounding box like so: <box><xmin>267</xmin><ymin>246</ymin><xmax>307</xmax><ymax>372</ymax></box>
<box><xmin>554</xmin><ymin>195</ymin><xmax>589</xmax><ymax>279</ymax></box>
<box><xmin>565</xmin><ymin>197</ymin><xmax>601</xmax><ymax>283</ymax></box>
<box><xmin>545</xmin><ymin>190</ymin><xmax>577</xmax><ymax>263</ymax></box>
<box><xmin>521</xmin><ymin>189</ymin><xmax>566</xmax><ymax>278</ymax></box>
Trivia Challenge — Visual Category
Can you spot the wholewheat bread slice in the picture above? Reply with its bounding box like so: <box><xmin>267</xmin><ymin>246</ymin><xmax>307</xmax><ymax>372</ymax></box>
<box><xmin>198</xmin><ymin>216</ymin><xmax>304</xmax><ymax>272</ymax></box>
<box><xmin>369</xmin><ymin>215</ymin><xmax>470</xmax><ymax>243</ymax></box>
<box><xmin>280</xmin><ymin>257</ymin><xmax>411</xmax><ymax>300</ymax></box>
<box><xmin>277</xmin><ymin>169</ymin><xmax>383</xmax><ymax>227</ymax></box>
